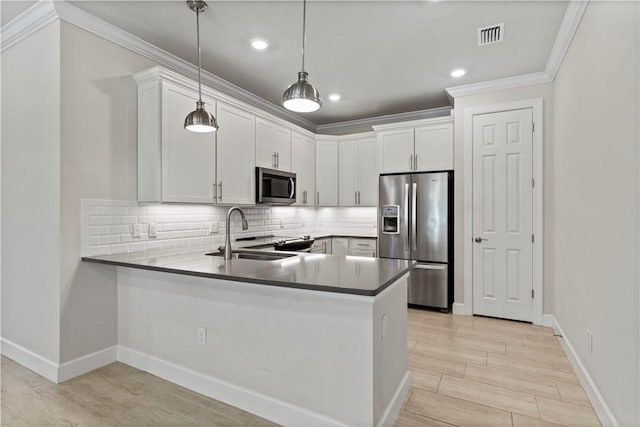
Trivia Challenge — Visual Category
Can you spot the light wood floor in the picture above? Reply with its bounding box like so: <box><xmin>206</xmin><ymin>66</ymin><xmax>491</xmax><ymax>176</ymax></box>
<box><xmin>1</xmin><ymin>309</ymin><xmax>599</xmax><ymax>427</ymax></box>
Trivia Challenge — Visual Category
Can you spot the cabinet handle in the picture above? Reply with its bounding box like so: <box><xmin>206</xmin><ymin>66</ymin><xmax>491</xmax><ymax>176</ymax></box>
<box><xmin>218</xmin><ymin>181</ymin><xmax>222</xmax><ymax>201</ymax></box>
<box><xmin>358</xmin><ymin>191</ymin><xmax>361</xmax><ymax>205</ymax></box>
<box><xmin>273</xmin><ymin>152</ymin><xmax>277</xmax><ymax>168</ymax></box>
<box><xmin>316</xmin><ymin>192</ymin><xmax>320</xmax><ymax>205</ymax></box>
<box><xmin>303</xmin><ymin>190</ymin><xmax>307</xmax><ymax>204</ymax></box>
<box><xmin>409</xmin><ymin>154</ymin><xmax>413</xmax><ymax>170</ymax></box>
<box><xmin>276</xmin><ymin>152</ymin><xmax>279</xmax><ymax>169</ymax></box>
<box><xmin>355</xmin><ymin>191</ymin><xmax>358</xmax><ymax>205</ymax></box>
<box><xmin>213</xmin><ymin>182</ymin><xmax>217</xmax><ymax>203</ymax></box>
<box><xmin>414</xmin><ymin>154</ymin><xmax>418</xmax><ymax>170</ymax></box>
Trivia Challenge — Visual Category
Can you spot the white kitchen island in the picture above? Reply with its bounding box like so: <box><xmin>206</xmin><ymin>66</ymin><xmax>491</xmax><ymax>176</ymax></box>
<box><xmin>84</xmin><ymin>248</ymin><xmax>412</xmax><ymax>427</ymax></box>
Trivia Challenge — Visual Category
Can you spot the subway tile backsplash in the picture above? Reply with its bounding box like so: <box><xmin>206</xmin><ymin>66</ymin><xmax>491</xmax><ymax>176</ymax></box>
<box><xmin>81</xmin><ymin>200</ymin><xmax>377</xmax><ymax>256</ymax></box>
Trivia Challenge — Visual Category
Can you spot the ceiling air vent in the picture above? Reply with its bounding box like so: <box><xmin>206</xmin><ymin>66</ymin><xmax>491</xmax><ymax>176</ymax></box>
<box><xmin>478</xmin><ymin>23</ymin><xmax>504</xmax><ymax>46</ymax></box>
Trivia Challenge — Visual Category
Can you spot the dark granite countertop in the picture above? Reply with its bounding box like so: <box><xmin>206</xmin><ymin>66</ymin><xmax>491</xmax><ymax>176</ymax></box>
<box><xmin>81</xmin><ymin>242</ymin><xmax>412</xmax><ymax>297</ymax></box>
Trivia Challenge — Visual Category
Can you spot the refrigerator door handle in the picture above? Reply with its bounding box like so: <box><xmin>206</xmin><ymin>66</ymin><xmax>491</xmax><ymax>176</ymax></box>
<box><xmin>414</xmin><ymin>264</ymin><xmax>446</xmax><ymax>270</ymax></box>
<box><xmin>412</xmin><ymin>182</ymin><xmax>417</xmax><ymax>251</ymax></box>
<box><xmin>404</xmin><ymin>183</ymin><xmax>410</xmax><ymax>252</ymax></box>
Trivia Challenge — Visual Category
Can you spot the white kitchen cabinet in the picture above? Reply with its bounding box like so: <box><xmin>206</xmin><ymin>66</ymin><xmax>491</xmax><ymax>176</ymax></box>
<box><xmin>378</xmin><ymin>128</ymin><xmax>414</xmax><ymax>173</ymax></box>
<box><xmin>376</xmin><ymin>117</ymin><xmax>453</xmax><ymax>174</ymax></box>
<box><xmin>414</xmin><ymin>123</ymin><xmax>453</xmax><ymax>171</ymax></box>
<box><xmin>137</xmin><ymin>77</ymin><xmax>217</xmax><ymax>203</ymax></box>
<box><xmin>311</xmin><ymin>237</ymin><xmax>332</xmax><ymax>254</ymax></box>
<box><xmin>215</xmin><ymin>102</ymin><xmax>256</xmax><ymax>204</ymax></box>
<box><xmin>338</xmin><ymin>139</ymin><xmax>359</xmax><ymax>206</ymax></box>
<box><xmin>332</xmin><ymin>238</ymin><xmax>349</xmax><ymax>256</ymax></box>
<box><xmin>338</xmin><ymin>136</ymin><xmax>379</xmax><ymax>206</ymax></box>
<box><xmin>315</xmin><ymin>139</ymin><xmax>339</xmax><ymax>206</ymax></box>
<box><xmin>291</xmin><ymin>132</ymin><xmax>315</xmax><ymax>206</ymax></box>
<box><xmin>348</xmin><ymin>238</ymin><xmax>377</xmax><ymax>257</ymax></box>
<box><xmin>256</xmin><ymin>118</ymin><xmax>292</xmax><ymax>171</ymax></box>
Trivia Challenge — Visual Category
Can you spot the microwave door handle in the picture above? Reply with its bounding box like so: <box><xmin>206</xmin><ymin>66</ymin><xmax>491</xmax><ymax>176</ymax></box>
<box><xmin>289</xmin><ymin>177</ymin><xmax>295</xmax><ymax>199</ymax></box>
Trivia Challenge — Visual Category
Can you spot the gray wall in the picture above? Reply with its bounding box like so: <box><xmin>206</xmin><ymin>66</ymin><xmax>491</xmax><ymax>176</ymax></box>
<box><xmin>59</xmin><ymin>22</ymin><xmax>155</xmax><ymax>362</ymax></box>
<box><xmin>1</xmin><ymin>21</ymin><xmax>62</xmax><ymax>362</ymax></box>
<box><xmin>551</xmin><ymin>2</ymin><xmax>639</xmax><ymax>425</ymax></box>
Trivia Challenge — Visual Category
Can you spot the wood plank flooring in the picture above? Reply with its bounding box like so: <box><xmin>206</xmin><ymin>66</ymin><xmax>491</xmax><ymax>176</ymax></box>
<box><xmin>0</xmin><ymin>309</ymin><xmax>599</xmax><ymax>426</ymax></box>
<box><xmin>400</xmin><ymin>308</ymin><xmax>600</xmax><ymax>427</ymax></box>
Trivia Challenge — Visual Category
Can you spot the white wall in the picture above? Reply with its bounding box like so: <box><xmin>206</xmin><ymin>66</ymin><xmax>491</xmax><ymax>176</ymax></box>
<box><xmin>551</xmin><ymin>2</ymin><xmax>639</xmax><ymax>425</ymax></box>
<box><xmin>452</xmin><ymin>83</ymin><xmax>554</xmax><ymax>312</ymax></box>
<box><xmin>59</xmin><ymin>22</ymin><xmax>156</xmax><ymax>362</ymax></box>
<box><xmin>1</xmin><ymin>21</ymin><xmax>61</xmax><ymax>363</ymax></box>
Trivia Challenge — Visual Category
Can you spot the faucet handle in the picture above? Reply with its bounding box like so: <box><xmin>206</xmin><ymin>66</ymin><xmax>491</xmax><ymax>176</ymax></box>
<box><xmin>217</xmin><ymin>245</ymin><xmax>225</xmax><ymax>254</ymax></box>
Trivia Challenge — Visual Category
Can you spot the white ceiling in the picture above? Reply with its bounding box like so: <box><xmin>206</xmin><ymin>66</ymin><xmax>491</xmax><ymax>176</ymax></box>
<box><xmin>2</xmin><ymin>1</ymin><xmax>568</xmax><ymax>125</ymax></box>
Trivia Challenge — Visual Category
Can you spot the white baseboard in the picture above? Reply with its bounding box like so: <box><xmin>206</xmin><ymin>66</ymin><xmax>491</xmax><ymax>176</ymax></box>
<box><xmin>57</xmin><ymin>345</ymin><xmax>117</xmax><ymax>383</ymax></box>
<box><xmin>541</xmin><ymin>314</ymin><xmax>554</xmax><ymax>328</ymax></box>
<box><xmin>452</xmin><ymin>302</ymin><xmax>470</xmax><ymax>315</ymax></box>
<box><xmin>0</xmin><ymin>338</ymin><xmax>58</xmax><ymax>382</ymax></box>
<box><xmin>377</xmin><ymin>370</ymin><xmax>410</xmax><ymax>427</ymax></box>
<box><xmin>117</xmin><ymin>345</ymin><xmax>346</xmax><ymax>427</ymax></box>
<box><xmin>550</xmin><ymin>315</ymin><xmax>619</xmax><ymax>427</ymax></box>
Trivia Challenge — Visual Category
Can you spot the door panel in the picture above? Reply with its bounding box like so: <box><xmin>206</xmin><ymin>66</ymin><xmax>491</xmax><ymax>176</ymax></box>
<box><xmin>408</xmin><ymin>264</ymin><xmax>448</xmax><ymax>308</ymax></box>
<box><xmin>412</xmin><ymin>172</ymin><xmax>449</xmax><ymax>262</ymax></box>
<box><xmin>291</xmin><ymin>132</ymin><xmax>315</xmax><ymax>206</ymax></box>
<box><xmin>338</xmin><ymin>139</ymin><xmax>359</xmax><ymax>206</ymax></box>
<box><xmin>378</xmin><ymin>174</ymin><xmax>411</xmax><ymax>260</ymax></box>
<box><xmin>379</xmin><ymin>129</ymin><xmax>414</xmax><ymax>173</ymax></box>
<box><xmin>216</xmin><ymin>102</ymin><xmax>255</xmax><ymax>204</ymax></box>
<box><xmin>472</xmin><ymin>108</ymin><xmax>533</xmax><ymax>322</ymax></box>
<box><xmin>358</xmin><ymin>137</ymin><xmax>379</xmax><ymax>206</ymax></box>
<box><xmin>414</xmin><ymin>124</ymin><xmax>453</xmax><ymax>171</ymax></box>
<box><xmin>161</xmin><ymin>84</ymin><xmax>215</xmax><ymax>203</ymax></box>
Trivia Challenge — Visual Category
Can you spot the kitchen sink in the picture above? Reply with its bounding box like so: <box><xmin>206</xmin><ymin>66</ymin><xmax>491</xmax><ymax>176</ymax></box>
<box><xmin>206</xmin><ymin>251</ymin><xmax>298</xmax><ymax>261</ymax></box>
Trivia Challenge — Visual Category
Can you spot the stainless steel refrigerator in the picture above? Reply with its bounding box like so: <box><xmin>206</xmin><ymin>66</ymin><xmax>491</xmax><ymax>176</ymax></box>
<box><xmin>378</xmin><ymin>172</ymin><xmax>453</xmax><ymax>309</ymax></box>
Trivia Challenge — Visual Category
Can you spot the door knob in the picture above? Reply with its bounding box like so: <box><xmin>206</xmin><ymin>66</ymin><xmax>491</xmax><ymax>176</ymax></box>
<box><xmin>474</xmin><ymin>237</ymin><xmax>488</xmax><ymax>243</ymax></box>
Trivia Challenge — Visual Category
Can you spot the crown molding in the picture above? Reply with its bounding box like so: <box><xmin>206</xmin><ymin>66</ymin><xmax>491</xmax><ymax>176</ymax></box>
<box><xmin>446</xmin><ymin>0</ymin><xmax>590</xmax><ymax>99</ymax></box>
<box><xmin>544</xmin><ymin>0</ymin><xmax>590</xmax><ymax>80</ymax></box>
<box><xmin>0</xmin><ymin>0</ymin><xmax>58</xmax><ymax>52</ymax></box>
<box><xmin>445</xmin><ymin>71</ymin><xmax>552</xmax><ymax>99</ymax></box>
<box><xmin>317</xmin><ymin>106</ymin><xmax>452</xmax><ymax>136</ymax></box>
<box><xmin>372</xmin><ymin>115</ymin><xmax>453</xmax><ymax>132</ymax></box>
<box><xmin>1</xmin><ymin>0</ymin><xmax>317</xmax><ymax>133</ymax></box>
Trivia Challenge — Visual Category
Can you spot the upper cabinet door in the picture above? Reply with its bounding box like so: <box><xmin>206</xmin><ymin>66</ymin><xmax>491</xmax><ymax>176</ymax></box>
<box><xmin>338</xmin><ymin>139</ymin><xmax>359</xmax><ymax>206</ymax></box>
<box><xmin>216</xmin><ymin>102</ymin><xmax>256</xmax><ymax>204</ymax></box>
<box><xmin>291</xmin><ymin>132</ymin><xmax>315</xmax><ymax>206</ymax></box>
<box><xmin>358</xmin><ymin>137</ymin><xmax>379</xmax><ymax>206</ymax></box>
<box><xmin>256</xmin><ymin>118</ymin><xmax>292</xmax><ymax>171</ymax></box>
<box><xmin>161</xmin><ymin>83</ymin><xmax>216</xmax><ymax>203</ymax></box>
<box><xmin>414</xmin><ymin>123</ymin><xmax>454</xmax><ymax>171</ymax></box>
<box><xmin>316</xmin><ymin>139</ymin><xmax>339</xmax><ymax>206</ymax></box>
<box><xmin>379</xmin><ymin>129</ymin><xmax>414</xmax><ymax>173</ymax></box>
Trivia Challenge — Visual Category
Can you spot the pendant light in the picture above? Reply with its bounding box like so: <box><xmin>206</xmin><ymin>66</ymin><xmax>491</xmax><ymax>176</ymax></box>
<box><xmin>184</xmin><ymin>0</ymin><xmax>218</xmax><ymax>133</ymax></box>
<box><xmin>282</xmin><ymin>0</ymin><xmax>322</xmax><ymax>113</ymax></box>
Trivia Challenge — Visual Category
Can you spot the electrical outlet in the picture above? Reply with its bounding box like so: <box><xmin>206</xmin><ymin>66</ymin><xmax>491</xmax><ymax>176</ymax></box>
<box><xmin>149</xmin><ymin>223</ymin><xmax>158</xmax><ymax>238</ymax></box>
<box><xmin>586</xmin><ymin>329</ymin><xmax>593</xmax><ymax>353</ymax></box>
<box><xmin>132</xmin><ymin>223</ymin><xmax>142</xmax><ymax>238</ymax></box>
<box><xmin>209</xmin><ymin>222</ymin><xmax>218</xmax><ymax>234</ymax></box>
<box><xmin>197</xmin><ymin>327</ymin><xmax>207</xmax><ymax>347</ymax></box>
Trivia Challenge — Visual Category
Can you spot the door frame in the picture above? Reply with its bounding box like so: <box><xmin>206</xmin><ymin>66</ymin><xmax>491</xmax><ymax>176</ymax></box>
<box><xmin>463</xmin><ymin>98</ymin><xmax>544</xmax><ymax>325</ymax></box>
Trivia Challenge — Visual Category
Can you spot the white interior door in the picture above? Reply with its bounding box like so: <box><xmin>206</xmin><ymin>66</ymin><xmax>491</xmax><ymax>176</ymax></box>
<box><xmin>472</xmin><ymin>108</ymin><xmax>534</xmax><ymax>322</ymax></box>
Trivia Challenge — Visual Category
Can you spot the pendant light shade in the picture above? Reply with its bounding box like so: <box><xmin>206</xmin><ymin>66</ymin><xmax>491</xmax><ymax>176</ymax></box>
<box><xmin>184</xmin><ymin>0</ymin><xmax>218</xmax><ymax>133</ymax></box>
<box><xmin>282</xmin><ymin>0</ymin><xmax>322</xmax><ymax>113</ymax></box>
<box><xmin>283</xmin><ymin>71</ymin><xmax>321</xmax><ymax>113</ymax></box>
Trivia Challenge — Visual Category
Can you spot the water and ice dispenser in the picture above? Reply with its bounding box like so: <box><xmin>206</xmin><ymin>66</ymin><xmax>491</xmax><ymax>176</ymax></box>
<box><xmin>381</xmin><ymin>205</ymin><xmax>400</xmax><ymax>234</ymax></box>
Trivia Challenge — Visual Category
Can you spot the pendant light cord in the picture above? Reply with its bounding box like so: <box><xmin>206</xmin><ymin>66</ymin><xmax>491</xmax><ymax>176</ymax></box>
<box><xmin>196</xmin><ymin>8</ymin><xmax>203</xmax><ymax>103</ymax></box>
<box><xmin>301</xmin><ymin>0</ymin><xmax>306</xmax><ymax>72</ymax></box>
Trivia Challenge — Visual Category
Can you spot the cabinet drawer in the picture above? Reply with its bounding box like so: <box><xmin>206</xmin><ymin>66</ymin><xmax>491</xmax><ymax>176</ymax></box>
<box><xmin>349</xmin><ymin>238</ymin><xmax>376</xmax><ymax>251</ymax></box>
<box><xmin>350</xmin><ymin>249</ymin><xmax>376</xmax><ymax>258</ymax></box>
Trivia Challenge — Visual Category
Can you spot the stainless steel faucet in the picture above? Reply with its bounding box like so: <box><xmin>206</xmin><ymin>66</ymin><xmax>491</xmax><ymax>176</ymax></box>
<box><xmin>223</xmin><ymin>206</ymin><xmax>249</xmax><ymax>260</ymax></box>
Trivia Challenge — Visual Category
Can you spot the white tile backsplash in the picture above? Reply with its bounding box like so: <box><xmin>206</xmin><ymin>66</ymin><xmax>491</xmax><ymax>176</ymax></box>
<box><xmin>81</xmin><ymin>200</ymin><xmax>377</xmax><ymax>256</ymax></box>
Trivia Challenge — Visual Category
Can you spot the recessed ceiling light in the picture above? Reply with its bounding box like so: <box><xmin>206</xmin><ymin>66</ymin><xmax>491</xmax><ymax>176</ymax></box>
<box><xmin>251</xmin><ymin>39</ymin><xmax>269</xmax><ymax>50</ymax></box>
<box><xmin>328</xmin><ymin>93</ymin><xmax>341</xmax><ymax>101</ymax></box>
<box><xmin>450</xmin><ymin>68</ymin><xmax>466</xmax><ymax>78</ymax></box>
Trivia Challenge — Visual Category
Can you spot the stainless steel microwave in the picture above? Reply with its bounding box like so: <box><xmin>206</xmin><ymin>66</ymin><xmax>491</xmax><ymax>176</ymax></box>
<box><xmin>256</xmin><ymin>167</ymin><xmax>296</xmax><ymax>205</ymax></box>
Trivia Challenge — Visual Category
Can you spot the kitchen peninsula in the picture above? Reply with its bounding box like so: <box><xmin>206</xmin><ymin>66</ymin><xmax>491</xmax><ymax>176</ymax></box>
<box><xmin>82</xmin><ymin>245</ymin><xmax>413</xmax><ymax>427</ymax></box>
